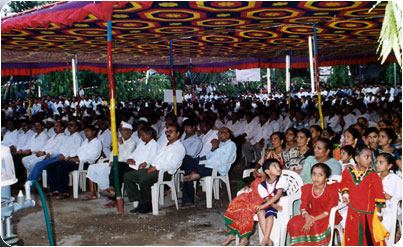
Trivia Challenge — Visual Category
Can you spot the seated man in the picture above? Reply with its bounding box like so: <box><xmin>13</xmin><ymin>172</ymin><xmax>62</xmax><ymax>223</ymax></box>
<box><xmin>181</xmin><ymin>127</ymin><xmax>236</xmax><ymax>207</ymax></box>
<box><xmin>22</xmin><ymin>120</ymin><xmax>65</xmax><ymax>174</ymax></box>
<box><xmin>123</xmin><ymin>124</ymin><xmax>186</xmax><ymax>214</ymax></box>
<box><xmin>180</xmin><ymin>118</ymin><xmax>203</xmax><ymax>158</ymax></box>
<box><xmin>83</xmin><ymin>121</ymin><xmax>136</xmax><ymax>200</ymax></box>
<box><xmin>1</xmin><ymin>119</ymin><xmax>19</xmax><ymax>152</ymax></box>
<box><xmin>103</xmin><ymin>126</ymin><xmax>159</xmax><ymax>208</ymax></box>
<box><xmin>25</xmin><ymin>119</ymin><xmax>83</xmax><ymax>183</ymax></box>
<box><xmin>46</xmin><ymin>125</ymin><xmax>102</xmax><ymax>199</ymax></box>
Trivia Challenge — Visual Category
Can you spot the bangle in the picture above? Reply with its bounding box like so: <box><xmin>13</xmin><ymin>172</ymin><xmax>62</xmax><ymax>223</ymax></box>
<box><xmin>376</xmin><ymin>211</ymin><xmax>383</xmax><ymax>217</ymax></box>
<box><xmin>324</xmin><ymin>211</ymin><xmax>329</xmax><ymax>216</ymax></box>
<box><xmin>301</xmin><ymin>210</ymin><xmax>308</xmax><ymax>216</ymax></box>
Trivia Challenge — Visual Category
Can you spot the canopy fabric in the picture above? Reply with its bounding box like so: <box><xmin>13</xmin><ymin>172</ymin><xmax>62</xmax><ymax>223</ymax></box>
<box><xmin>1</xmin><ymin>1</ymin><xmax>392</xmax><ymax>75</ymax></box>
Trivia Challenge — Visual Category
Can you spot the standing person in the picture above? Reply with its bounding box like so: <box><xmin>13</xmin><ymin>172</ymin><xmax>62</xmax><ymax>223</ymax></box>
<box><xmin>299</xmin><ymin>138</ymin><xmax>342</xmax><ymax>184</ymax></box>
<box><xmin>256</xmin><ymin>159</ymin><xmax>287</xmax><ymax>246</ymax></box>
<box><xmin>124</xmin><ymin>124</ymin><xmax>185</xmax><ymax>214</ymax></box>
<box><xmin>287</xmin><ymin>163</ymin><xmax>341</xmax><ymax>246</ymax></box>
<box><xmin>376</xmin><ymin>153</ymin><xmax>402</xmax><ymax>246</ymax></box>
<box><xmin>341</xmin><ymin>145</ymin><xmax>388</xmax><ymax>246</ymax></box>
<box><xmin>363</xmin><ymin>127</ymin><xmax>380</xmax><ymax>169</ymax></box>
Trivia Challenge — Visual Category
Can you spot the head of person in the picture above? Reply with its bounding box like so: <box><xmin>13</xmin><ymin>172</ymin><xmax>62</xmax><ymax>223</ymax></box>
<box><xmin>140</xmin><ymin>126</ymin><xmax>156</xmax><ymax>143</ymax></box>
<box><xmin>53</xmin><ymin>121</ymin><xmax>65</xmax><ymax>134</ymax></box>
<box><xmin>354</xmin><ymin>144</ymin><xmax>372</xmax><ymax>169</ymax></box>
<box><xmin>352</xmin><ymin>123</ymin><xmax>366</xmax><ymax>136</ymax></box>
<box><xmin>320</xmin><ymin>127</ymin><xmax>335</xmax><ymax>140</ymax></box>
<box><xmin>34</xmin><ymin>120</ymin><xmax>45</xmax><ymax>133</ymax></box>
<box><xmin>314</xmin><ymin>138</ymin><xmax>333</xmax><ymax>161</ymax></box>
<box><xmin>20</xmin><ymin>119</ymin><xmax>31</xmax><ymax>132</ymax></box>
<box><xmin>376</xmin><ymin>153</ymin><xmax>398</xmax><ymax>174</ymax></box>
<box><xmin>270</xmin><ymin>132</ymin><xmax>285</xmax><ymax>149</ymax></box>
<box><xmin>45</xmin><ymin>119</ymin><xmax>54</xmax><ymax>129</ymax></box>
<box><xmin>6</xmin><ymin>119</ymin><xmax>17</xmax><ymax>131</ymax></box>
<box><xmin>119</xmin><ymin>121</ymin><xmax>133</xmax><ymax>140</ymax></box>
<box><xmin>165</xmin><ymin>124</ymin><xmax>181</xmax><ymax>143</ymax></box>
<box><xmin>136</xmin><ymin>120</ymin><xmax>148</xmax><ymax>132</ymax></box>
<box><xmin>96</xmin><ymin>118</ymin><xmax>109</xmax><ymax>131</ymax></box>
<box><xmin>344</xmin><ymin>127</ymin><xmax>361</xmax><ymax>147</ymax></box>
<box><xmin>311</xmin><ymin>163</ymin><xmax>331</xmax><ymax>186</ymax></box>
<box><xmin>200</xmin><ymin>119</ymin><xmax>213</xmax><ymax>134</ymax></box>
<box><xmin>84</xmin><ymin>125</ymin><xmax>98</xmax><ymax>140</ymax></box>
<box><xmin>378</xmin><ymin>120</ymin><xmax>391</xmax><ymax>129</ymax></box>
<box><xmin>262</xmin><ymin>158</ymin><xmax>282</xmax><ymax>180</ymax></box>
<box><xmin>67</xmin><ymin>120</ymin><xmax>79</xmax><ymax>134</ymax></box>
<box><xmin>309</xmin><ymin>125</ymin><xmax>322</xmax><ymax>142</ymax></box>
<box><xmin>378</xmin><ymin>128</ymin><xmax>397</xmax><ymax>148</ymax></box>
<box><xmin>285</xmin><ymin>127</ymin><xmax>298</xmax><ymax>144</ymax></box>
<box><xmin>357</xmin><ymin>117</ymin><xmax>369</xmax><ymax>127</ymax></box>
<box><xmin>363</xmin><ymin>127</ymin><xmax>379</xmax><ymax>149</ymax></box>
<box><xmin>182</xmin><ymin>119</ymin><xmax>197</xmax><ymax>136</ymax></box>
<box><xmin>218</xmin><ymin>127</ymin><xmax>231</xmax><ymax>143</ymax></box>
<box><xmin>296</xmin><ymin>128</ymin><xmax>312</xmax><ymax>148</ymax></box>
<box><xmin>259</xmin><ymin>113</ymin><xmax>268</xmax><ymax>125</ymax></box>
<box><xmin>340</xmin><ymin>145</ymin><xmax>355</xmax><ymax>164</ymax></box>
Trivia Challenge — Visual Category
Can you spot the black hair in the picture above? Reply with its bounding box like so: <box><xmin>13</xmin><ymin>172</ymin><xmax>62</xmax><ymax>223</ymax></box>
<box><xmin>380</xmin><ymin>128</ymin><xmax>397</xmax><ymax>144</ymax></box>
<box><xmin>182</xmin><ymin>118</ymin><xmax>197</xmax><ymax>127</ymax></box>
<box><xmin>322</xmin><ymin>127</ymin><xmax>335</xmax><ymax>138</ymax></box>
<box><xmin>316</xmin><ymin>137</ymin><xmax>334</xmax><ymax>157</ymax></box>
<box><xmin>143</xmin><ymin>126</ymin><xmax>157</xmax><ymax>140</ymax></box>
<box><xmin>167</xmin><ymin>123</ymin><xmax>182</xmax><ymax>136</ymax></box>
<box><xmin>311</xmin><ymin>163</ymin><xmax>331</xmax><ymax>178</ymax></box>
<box><xmin>298</xmin><ymin>128</ymin><xmax>313</xmax><ymax>148</ymax></box>
<box><xmin>85</xmin><ymin>125</ymin><xmax>98</xmax><ymax>133</ymax></box>
<box><xmin>262</xmin><ymin>158</ymin><xmax>281</xmax><ymax>171</ymax></box>
<box><xmin>363</xmin><ymin>127</ymin><xmax>379</xmax><ymax>137</ymax></box>
<box><xmin>310</xmin><ymin>125</ymin><xmax>322</xmax><ymax>133</ymax></box>
<box><xmin>354</xmin><ymin>144</ymin><xmax>371</xmax><ymax>157</ymax></box>
<box><xmin>377</xmin><ymin>153</ymin><xmax>399</xmax><ymax>172</ymax></box>
<box><xmin>345</xmin><ymin>127</ymin><xmax>361</xmax><ymax>141</ymax></box>
<box><xmin>34</xmin><ymin>120</ymin><xmax>45</xmax><ymax>127</ymax></box>
<box><xmin>378</xmin><ymin>119</ymin><xmax>391</xmax><ymax>127</ymax></box>
<box><xmin>271</xmin><ymin>132</ymin><xmax>286</xmax><ymax>148</ymax></box>
<box><xmin>286</xmin><ymin>127</ymin><xmax>298</xmax><ymax>137</ymax></box>
<box><xmin>340</xmin><ymin>145</ymin><xmax>355</xmax><ymax>157</ymax></box>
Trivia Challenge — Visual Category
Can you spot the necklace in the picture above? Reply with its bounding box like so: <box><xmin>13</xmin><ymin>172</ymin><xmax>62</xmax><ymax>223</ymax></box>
<box><xmin>354</xmin><ymin>167</ymin><xmax>368</xmax><ymax>181</ymax></box>
<box><xmin>312</xmin><ymin>184</ymin><xmax>326</xmax><ymax>198</ymax></box>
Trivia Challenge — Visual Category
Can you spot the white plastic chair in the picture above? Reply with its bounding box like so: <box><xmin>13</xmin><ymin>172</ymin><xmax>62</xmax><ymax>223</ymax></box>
<box><xmin>326</xmin><ymin>175</ymin><xmax>345</xmax><ymax>246</ymax></box>
<box><xmin>235</xmin><ymin>170</ymin><xmax>303</xmax><ymax>246</ymax></box>
<box><xmin>384</xmin><ymin>199</ymin><xmax>402</xmax><ymax>245</ymax></box>
<box><xmin>151</xmin><ymin>169</ymin><xmax>179</xmax><ymax>215</ymax></box>
<box><xmin>194</xmin><ymin>154</ymin><xmax>236</xmax><ymax>208</ymax></box>
<box><xmin>70</xmin><ymin>155</ymin><xmax>102</xmax><ymax>199</ymax></box>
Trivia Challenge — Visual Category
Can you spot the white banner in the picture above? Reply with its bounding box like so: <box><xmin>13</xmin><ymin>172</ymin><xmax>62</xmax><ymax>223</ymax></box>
<box><xmin>164</xmin><ymin>89</ymin><xmax>183</xmax><ymax>103</ymax></box>
<box><xmin>235</xmin><ymin>68</ymin><xmax>261</xmax><ymax>82</ymax></box>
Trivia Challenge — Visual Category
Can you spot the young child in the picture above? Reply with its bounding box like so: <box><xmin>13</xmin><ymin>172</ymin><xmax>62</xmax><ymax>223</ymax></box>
<box><xmin>287</xmin><ymin>163</ymin><xmax>341</xmax><ymax>246</ymax></box>
<box><xmin>341</xmin><ymin>145</ymin><xmax>388</xmax><ymax>246</ymax></box>
<box><xmin>256</xmin><ymin>159</ymin><xmax>288</xmax><ymax>246</ymax></box>
<box><xmin>339</xmin><ymin>145</ymin><xmax>355</xmax><ymax>170</ymax></box>
<box><xmin>376</xmin><ymin>153</ymin><xmax>402</xmax><ymax>246</ymax></box>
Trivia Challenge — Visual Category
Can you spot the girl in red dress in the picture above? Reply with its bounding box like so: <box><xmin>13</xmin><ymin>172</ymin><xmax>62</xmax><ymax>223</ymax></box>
<box><xmin>341</xmin><ymin>145</ymin><xmax>388</xmax><ymax>246</ymax></box>
<box><xmin>287</xmin><ymin>163</ymin><xmax>341</xmax><ymax>246</ymax></box>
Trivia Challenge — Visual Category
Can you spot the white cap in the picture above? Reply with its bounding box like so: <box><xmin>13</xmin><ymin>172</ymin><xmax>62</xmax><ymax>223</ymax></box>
<box><xmin>139</xmin><ymin>117</ymin><xmax>148</xmax><ymax>122</ymax></box>
<box><xmin>120</xmin><ymin>121</ymin><xmax>133</xmax><ymax>130</ymax></box>
<box><xmin>44</xmin><ymin>117</ymin><xmax>54</xmax><ymax>123</ymax></box>
<box><xmin>61</xmin><ymin>116</ymin><xmax>69</xmax><ymax>121</ymax></box>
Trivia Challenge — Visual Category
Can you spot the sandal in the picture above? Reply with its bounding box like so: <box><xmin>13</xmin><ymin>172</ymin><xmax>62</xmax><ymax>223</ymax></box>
<box><xmin>104</xmin><ymin>200</ymin><xmax>117</xmax><ymax>208</ymax></box>
<box><xmin>100</xmin><ymin>189</ymin><xmax>115</xmax><ymax>197</ymax></box>
<box><xmin>179</xmin><ymin>202</ymin><xmax>195</xmax><ymax>208</ymax></box>
<box><xmin>81</xmin><ymin>194</ymin><xmax>97</xmax><ymax>200</ymax></box>
<box><xmin>222</xmin><ymin>235</ymin><xmax>236</xmax><ymax>246</ymax></box>
<box><xmin>56</xmin><ymin>193</ymin><xmax>70</xmax><ymax>200</ymax></box>
<box><xmin>238</xmin><ymin>238</ymin><xmax>249</xmax><ymax>246</ymax></box>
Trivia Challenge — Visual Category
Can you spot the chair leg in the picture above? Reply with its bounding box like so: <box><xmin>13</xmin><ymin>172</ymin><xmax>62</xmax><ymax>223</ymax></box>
<box><xmin>213</xmin><ymin>179</ymin><xmax>220</xmax><ymax>200</ymax></box>
<box><xmin>72</xmin><ymin>172</ymin><xmax>79</xmax><ymax>199</ymax></box>
<box><xmin>151</xmin><ymin>184</ymin><xmax>159</xmax><ymax>215</ymax></box>
<box><xmin>224</xmin><ymin>176</ymin><xmax>232</xmax><ymax>202</ymax></box>
<box><xmin>159</xmin><ymin>184</ymin><xmax>165</xmax><ymax>206</ymax></box>
<box><xmin>205</xmin><ymin>177</ymin><xmax>213</xmax><ymax>208</ymax></box>
<box><xmin>42</xmin><ymin>170</ymin><xmax>47</xmax><ymax>188</ymax></box>
<box><xmin>170</xmin><ymin>181</ymin><xmax>179</xmax><ymax>210</ymax></box>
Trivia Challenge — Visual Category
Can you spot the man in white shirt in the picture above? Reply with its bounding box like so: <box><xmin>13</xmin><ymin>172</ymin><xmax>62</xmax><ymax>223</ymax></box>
<box><xmin>1</xmin><ymin>119</ymin><xmax>19</xmax><ymax>151</ymax></box>
<box><xmin>96</xmin><ymin>118</ymin><xmax>112</xmax><ymax>158</ymax></box>
<box><xmin>84</xmin><ymin>121</ymin><xmax>136</xmax><ymax>200</ymax></box>
<box><xmin>181</xmin><ymin>127</ymin><xmax>236</xmax><ymax>207</ymax></box>
<box><xmin>46</xmin><ymin>125</ymin><xmax>102</xmax><ymax>199</ymax></box>
<box><xmin>198</xmin><ymin>119</ymin><xmax>219</xmax><ymax>158</ymax></box>
<box><xmin>180</xmin><ymin>119</ymin><xmax>203</xmax><ymax>158</ymax></box>
<box><xmin>123</xmin><ymin>124</ymin><xmax>186</xmax><ymax>214</ymax></box>
<box><xmin>103</xmin><ymin>126</ymin><xmax>160</xmax><ymax>208</ymax></box>
<box><xmin>242</xmin><ymin>113</ymin><xmax>269</xmax><ymax>167</ymax></box>
<box><xmin>26</xmin><ymin>119</ymin><xmax>83</xmax><ymax>182</ymax></box>
<box><xmin>22</xmin><ymin>121</ymin><xmax>65</xmax><ymax>173</ymax></box>
<box><xmin>15</xmin><ymin>119</ymin><xmax>35</xmax><ymax>153</ymax></box>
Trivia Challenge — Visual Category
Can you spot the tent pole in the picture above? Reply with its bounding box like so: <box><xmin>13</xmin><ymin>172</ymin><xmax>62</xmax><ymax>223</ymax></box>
<box><xmin>313</xmin><ymin>23</ymin><xmax>324</xmax><ymax>129</ymax></box>
<box><xmin>75</xmin><ymin>54</ymin><xmax>79</xmax><ymax>97</ymax></box>
<box><xmin>72</xmin><ymin>57</ymin><xmax>77</xmax><ymax>97</ymax></box>
<box><xmin>358</xmin><ymin>64</ymin><xmax>362</xmax><ymax>87</ymax></box>
<box><xmin>308</xmin><ymin>36</ymin><xmax>315</xmax><ymax>93</ymax></box>
<box><xmin>190</xmin><ymin>57</ymin><xmax>194</xmax><ymax>109</ymax></box>
<box><xmin>28</xmin><ymin>66</ymin><xmax>32</xmax><ymax>120</ymax></box>
<box><xmin>170</xmin><ymin>40</ymin><xmax>177</xmax><ymax>116</ymax></box>
<box><xmin>267</xmin><ymin>68</ymin><xmax>271</xmax><ymax>94</ymax></box>
<box><xmin>183</xmin><ymin>74</ymin><xmax>186</xmax><ymax>99</ymax></box>
<box><xmin>286</xmin><ymin>51</ymin><xmax>291</xmax><ymax>114</ymax></box>
<box><xmin>107</xmin><ymin>20</ymin><xmax>123</xmax><ymax>214</ymax></box>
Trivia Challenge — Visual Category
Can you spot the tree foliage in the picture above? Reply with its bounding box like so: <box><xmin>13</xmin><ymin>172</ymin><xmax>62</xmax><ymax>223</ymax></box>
<box><xmin>328</xmin><ymin>65</ymin><xmax>350</xmax><ymax>86</ymax></box>
<box><xmin>8</xmin><ymin>1</ymin><xmax>54</xmax><ymax>13</ymax></box>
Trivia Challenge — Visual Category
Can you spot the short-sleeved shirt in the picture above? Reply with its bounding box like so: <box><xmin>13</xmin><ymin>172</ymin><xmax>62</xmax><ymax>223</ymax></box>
<box><xmin>258</xmin><ymin>175</ymin><xmax>288</xmax><ymax>199</ymax></box>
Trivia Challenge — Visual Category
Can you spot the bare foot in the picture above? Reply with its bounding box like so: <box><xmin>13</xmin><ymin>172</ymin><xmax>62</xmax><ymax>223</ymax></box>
<box><xmin>222</xmin><ymin>234</ymin><xmax>236</xmax><ymax>246</ymax></box>
<box><xmin>183</xmin><ymin>172</ymin><xmax>200</xmax><ymax>182</ymax></box>
<box><xmin>238</xmin><ymin>238</ymin><xmax>249</xmax><ymax>246</ymax></box>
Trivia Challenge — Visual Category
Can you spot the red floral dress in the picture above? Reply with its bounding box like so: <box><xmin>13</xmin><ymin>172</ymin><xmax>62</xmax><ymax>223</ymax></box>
<box><xmin>287</xmin><ymin>183</ymin><xmax>341</xmax><ymax>246</ymax></box>
<box><xmin>224</xmin><ymin>177</ymin><xmax>265</xmax><ymax>239</ymax></box>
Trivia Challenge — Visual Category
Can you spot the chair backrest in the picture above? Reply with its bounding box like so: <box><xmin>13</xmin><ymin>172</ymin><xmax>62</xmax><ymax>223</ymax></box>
<box><xmin>281</xmin><ymin>170</ymin><xmax>303</xmax><ymax>195</ymax></box>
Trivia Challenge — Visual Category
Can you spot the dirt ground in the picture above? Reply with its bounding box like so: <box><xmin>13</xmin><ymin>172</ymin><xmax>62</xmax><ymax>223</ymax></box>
<box><xmin>10</xmin><ymin>158</ymin><xmax>264</xmax><ymax>246</ymax></box>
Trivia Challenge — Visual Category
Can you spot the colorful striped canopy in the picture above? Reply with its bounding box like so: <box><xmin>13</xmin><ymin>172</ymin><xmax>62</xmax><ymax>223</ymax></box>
<box><xmin>1</xmin><ymin>1</ymin><xmax>393</xmax><ymax>75</ymax></box>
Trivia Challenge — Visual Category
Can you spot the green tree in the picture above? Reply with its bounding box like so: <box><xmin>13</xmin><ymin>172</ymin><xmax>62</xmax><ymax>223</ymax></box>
<box><xmin>328</xmin><ymin>65</ymin><xmax>350</xmax><ymax>87</ymax></box>
<box><xmin>8</xmin><ymin>1</ymin><xmax>54</xmax><ymax>13</ymax></box>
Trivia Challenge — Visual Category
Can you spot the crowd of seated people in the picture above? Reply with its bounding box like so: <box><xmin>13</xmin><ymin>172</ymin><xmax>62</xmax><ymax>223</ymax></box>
<box><xmin>1</xmin><ymin>82</ymin><xmax>402</xmax><ymax>245</ymax></box>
